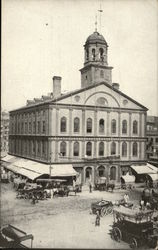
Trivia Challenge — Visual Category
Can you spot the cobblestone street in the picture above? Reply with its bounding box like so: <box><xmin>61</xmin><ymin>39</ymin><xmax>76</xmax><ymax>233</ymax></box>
<box><xmin>1</xmin><ymin>183</ymin><xmax>151</xmax><ymax>249</ymax></box>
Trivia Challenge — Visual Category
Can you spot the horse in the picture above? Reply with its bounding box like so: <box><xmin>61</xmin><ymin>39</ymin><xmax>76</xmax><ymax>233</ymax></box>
<box><xmin>106</xmin><ymin>183</ymin><xmax>115</xmax><ymax>192</ymax></box>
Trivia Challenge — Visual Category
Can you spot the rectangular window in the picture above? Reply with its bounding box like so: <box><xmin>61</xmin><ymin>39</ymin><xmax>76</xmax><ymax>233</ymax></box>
<box><xmin>42</xmin><ymin>141</ymin><xmax>45</xmax><ymax>154</ymax></box>
<box><xmin>29</xmin><ymin>122</ymin><xmax>32</xmax><ymax>133</ymax></box>
<box><xmin>42</xmin><ymin>121</ymin><xmax>46</xmax><ymax>133</ymax></box>
<box><xmin>21</xmin><ymin>122</ymin><xmax>23</xmax><ymax>133</ymax></box>
<box><xmin>38</xmin><ymin>121</ymin><xmax>40</xmax><ymax>133</ymax></box>
<box><xmin>33</xmin><ymin>121</ymin><xmax>36</xmax><ymax>133</ymax></box>
<box><xmin>32</xmin><ymin>141</ymin><xmax>35</xmax><ymax>154</ymax></box>
<box><xmin>25</xmin><ymin>122</ymin><xmax>27</xmax><ymax>133</ymax></box>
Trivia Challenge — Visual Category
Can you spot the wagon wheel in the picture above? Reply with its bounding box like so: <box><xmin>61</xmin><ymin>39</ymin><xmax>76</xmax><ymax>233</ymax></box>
<box><xmin>36</xmin><ymin>192</ymin><xmax>41</xmax><ymax>200</ymax></box>
<box><xmin>106</xmin><ymin>206</ymin><xmax>113</xmax><ymax>215</ymax></box>
<box><xmin>43</xmin><ymin>191</ymin><xmax>47</xmax><ymax>199</ymax></box>
<box><xmin>112</xmin><ymin>227</ymin><xmax>122</xmax><ymax>242</ymax></box>
<box><xmin>101</xmin><ymin>207</ymin><xmax>107</xmax><ymax>217</ymax></box>
<box><xmin>28</xmin><ymin>192</ymin><xmax>33</xmax><ymax>199</ymax></box>
<box><xmin>148</xmin><ymin>237</ymin><xmax>157</xmax><ymax>249</ymax></box>
<box><xmin>129</xmin><ymin>237</ymin><xmax>138</xmax><ymax>249</ymax></box>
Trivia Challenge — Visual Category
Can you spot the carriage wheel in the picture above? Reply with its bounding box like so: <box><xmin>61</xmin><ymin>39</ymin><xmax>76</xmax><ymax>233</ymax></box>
<box><xmin>112</xmin><ymin>227</ymin><xmax>122</xmax><ymax>242</ymax></box>
<box><xmin>106</xmin><ymin>206</ymin><xmax>113</xmax><ymax>215</ymax></box>
<box><xmin>101</xmin><ymin>207</ymin><xmax>107</xmax><ymax>217</ymax></box>
<box><xmin>129</xmin><ymin>237</ymin><xmax>138</xmax><ymax>249</ymax></box>
<box><xmin>43</xmin><ymin>191</ymin><xmax>47</xmax><ymax>199</ymax></box>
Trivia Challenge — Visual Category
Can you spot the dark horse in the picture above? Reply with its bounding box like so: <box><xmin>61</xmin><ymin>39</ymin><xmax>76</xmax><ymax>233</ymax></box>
<box><xmin>106</xmin><ymin>183</ymin><xmax>115</xmax><ymax>192</ymax></box>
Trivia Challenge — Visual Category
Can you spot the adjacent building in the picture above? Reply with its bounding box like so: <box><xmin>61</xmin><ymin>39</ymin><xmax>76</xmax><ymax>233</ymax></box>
<box><xmin>1</xmin><ymin>111</ymin><xmax>9</xmax><ymax>154</ymax></box>
<box><xmin>146</xmin><ymin>116</ymin><xmax>158</xmax><ymax>167</ymax></box>
<box><xmin>8</xmin><ymin>30</ymin><xmax>148</xmax><ymax>186</ymax></box>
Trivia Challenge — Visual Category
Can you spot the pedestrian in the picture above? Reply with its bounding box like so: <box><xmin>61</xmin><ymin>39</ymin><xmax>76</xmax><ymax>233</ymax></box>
<box><xmin>123</xmin><ymin>193</ymin><xmax>129</xmax><ymax>204</ymax></box>
<box><xmin>146</xmin><ymin>201</ymin><xmax>151</xmax><ymax>210</ymax></box>
<box><xmin>89</xmin><ymin>182</ymin><xmax>92</xmax><ymax>193</ymax></box>
<box><xmin>140</xmin><ymin>199</ymin><xmax>144</xmax><ymax>210</ymax></box>
<box><xmin>95</xmin><ymin>211</ymin><xmax>100</xmax><ymax>226</ymax></box>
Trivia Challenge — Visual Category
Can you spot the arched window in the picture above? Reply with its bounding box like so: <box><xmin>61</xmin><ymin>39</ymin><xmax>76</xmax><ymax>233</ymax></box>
<box><xmin>86</xmin><ymin>142</ymin><xmax>92</xmax><ymax>156</ymax></box>
<box><xmin>73</xmin><ymin>142</ymin><xmax>79</xmax><ymax>156</ymax></box>
<box><xmin>110</xmin><ymin>166</ymin><xmax>116</xmax><ymax>180</ymax></box>
<box><xmin>122</xmin><ymin>120</ymin><xmax>127</xmax><ymax>134</ymax></box>
<box><xmin>74</xmin><ymin>117</ymin><xmax>80</xmax><ymax>133</ymax></box>
<box><xmin>111</xmin><ymin>119</ymin><xmax>116</xmax><ymax>134</ymax></box>
<box><xmin>98</xmin><ymin>165</ymin><xmax>105</xmax><ymax>177</ymax></box>
<box><xmin>87</xmin><ymin>118</ymin><xmax>92</xmax><ymax>133</ymax></box>
<box><xmin>133</xmin><ymin>142</ymin><xmax>138</xmax><ymax>156</ymax></box>
<box><xmin>92</xmin><ymin>49</ymin><xmax>95</xmax><ymax>61</ymax></box>
<box><xmin>111</xmin><ymin>142</ymin><xmax>116</xmax><ymax>155</ymax></box>
<box><xmin>99</xmin><ymin>142</ymin><xmax>104</xmax><ymax>156</ymax></box>
<box><xmin>60</xmin><ymin>117</ymin><xmax>67</xmax><ymax>132</ymax></box>
<box><xmin>99</xmin><ymin>119</ymin><xmax>104</xmax><ymax>133</ymax></box>
<box><xmin>133</xmin><ymin>120</ymin><xmax>138</xmax><ymax>134</ymax></box>
<box><xmin>60</xmin><ymin>141</ymin><xmax>66</xmax><ymax>156</ymax></box>
<box><xmin>122</xmin><ymin>142</ymin><xmax>127</xmax><ymax>157</ymax></box>
<box><xmin>99</xmin><ymin>48</ymin><xmax>104</xmax><ymax>61</ymax></box>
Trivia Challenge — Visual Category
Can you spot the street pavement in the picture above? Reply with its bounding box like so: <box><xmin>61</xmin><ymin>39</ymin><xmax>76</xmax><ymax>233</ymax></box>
<box><xmin>1</xmin><ymin>183</ymin><xmax>155</xmax><ymax>249</ymax></box>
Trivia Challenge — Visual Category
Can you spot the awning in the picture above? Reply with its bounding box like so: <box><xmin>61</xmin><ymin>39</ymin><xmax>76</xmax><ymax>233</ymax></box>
<box><xmin>147</xmin><ymin>173</ymin><xmax>158</xmax><ymax>182</ymax></box>
<box><xmin>1</xmin><ymin>155</ymin><xmax>19</xmax><ymax>163</ymax></box>
<box><xmin>50</xmin><ymin>164</ymin><xmax>78</xmax><ymax>177</ymax></box>
<box><xmin>121</xmin><ymin>173</ymin><xmax>135</xmax><ymax>183</ymax></box>
<box><xmin>1</xmin><ymin>155</ymin><xmax>78</xmax><ymax>179</ymax></box>
<box><xmin>131</xmin><ymin>163</ymin><xmax>158</xmax><ymax>175</ymax></box>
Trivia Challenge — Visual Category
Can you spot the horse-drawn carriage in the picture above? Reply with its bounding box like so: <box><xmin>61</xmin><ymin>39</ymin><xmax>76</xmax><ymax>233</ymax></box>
<box><xmin>110</xmin><ymin>206</ymin><xmax>158</xmax><ymax>248</ymax></box>
<box><xmin>16</xmin><ymin>183</ymin><xmax>47</xmax><ymax>200</ymax></box>
<box><xmin>0</xmin><ymin>224</ymin><xmax>34</xmax><ymax>248</ymax></box>
<box><xmin>142</xmin><ymin>188</ymin><xmax>158</xmax><ymax>210</ymax></box>
<box><xmin>95</xmin><ymin>177</ymin><xmax>115</xmax><ymax>192</ymax></box>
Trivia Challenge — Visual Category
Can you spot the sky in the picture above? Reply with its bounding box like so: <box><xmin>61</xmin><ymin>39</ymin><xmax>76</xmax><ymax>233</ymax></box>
<box><xmin>2</xmin><ymin>0</ymin><xmax>158</xmax><ymax>115</ymax></box>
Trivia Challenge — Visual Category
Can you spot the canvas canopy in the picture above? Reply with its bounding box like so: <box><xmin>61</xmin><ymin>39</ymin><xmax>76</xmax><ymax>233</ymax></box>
<box><xmin>2</xmin><ymin>155</ymin><xmax>78</xmax><ymax>180</ymax></box>
<box><xmin>131</xmin><ymin>163</ymin><xmax>158</xmax><ymax>175</ymax></box>
<box><xmin>121</xmin><ymin>173</ymin><xmax>135</xmax><ymax>183</ymax></box>
<box><xmin>49</xmin><ymin>164</ymin><xmax>78</xmax><ymax>177</ymax></box>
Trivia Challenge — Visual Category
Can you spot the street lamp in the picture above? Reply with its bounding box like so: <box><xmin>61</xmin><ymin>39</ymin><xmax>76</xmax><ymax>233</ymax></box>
<box><xmin>49</xmin><ymin>152</ymin><xmax>53</xmax><ymax>178</ymax></box>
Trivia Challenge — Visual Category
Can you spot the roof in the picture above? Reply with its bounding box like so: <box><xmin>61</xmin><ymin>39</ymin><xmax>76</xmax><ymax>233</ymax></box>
<box><xmin>10</xmin><ymin>81</ymin><xmax>148</xmax><ymax>113</ymax></box>
<box><xmin>85</xmin><ymin>31</ymin><xmax>108</xmax><ymax>46</ymax></box>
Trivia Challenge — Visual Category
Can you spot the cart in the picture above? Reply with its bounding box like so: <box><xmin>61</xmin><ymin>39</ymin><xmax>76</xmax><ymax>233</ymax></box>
<box><xmin>0</xmin><ymin>224</ymin><xmax>34</xmax><ymax>248</ymax></box>
<box><xmin>110</xmin><ymin>206</ymin><xmax>158</xmax><ymax>248</ymax></box>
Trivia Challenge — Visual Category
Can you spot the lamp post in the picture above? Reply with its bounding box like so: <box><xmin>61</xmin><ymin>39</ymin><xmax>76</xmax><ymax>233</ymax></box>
<box><xmin>49</xmin><ymin>152</ymin><xmax>53</xmax><ymax>178</ymax></box>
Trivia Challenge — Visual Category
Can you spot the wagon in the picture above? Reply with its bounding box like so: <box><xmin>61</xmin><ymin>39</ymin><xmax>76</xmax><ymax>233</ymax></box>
<box><xmin>110</xmin><ymin>206</ymin><xmax>158</xmax><ymax>249</ymax></box>
<box><xmin>16</xmin><ymin>183</ymin><xmax>47</xmax><ymax>200</ymax></box>
<box><xmin>91</xmin><ymin>200</ymin><xmax>113</xmax><ymax>217</ymax></box>
<box><xmin>0</xmin><ymin>224</ymin><xmax>34</xmax><ymax>248</ymax></box>
<box><xmin>142</xmin><ymin>188</ymin><xmax>158</xmax><ymax>210</ymax></box>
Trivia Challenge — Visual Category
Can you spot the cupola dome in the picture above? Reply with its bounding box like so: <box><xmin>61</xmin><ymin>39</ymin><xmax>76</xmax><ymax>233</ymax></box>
<box><xmin>85</xmin><ymin>31</ymin><xmax>108</xmax><ymax>46</ymax></box>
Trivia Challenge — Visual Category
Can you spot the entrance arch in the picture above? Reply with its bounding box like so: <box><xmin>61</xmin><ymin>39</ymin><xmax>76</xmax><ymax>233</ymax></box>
<box><xmin>85</xmin><ymin>167</ymin><xmax>92</xmax><ymax>183</ymax></box>
<box><xmin>110</xmin><ymin>166</ymin><xmax>116</xmax><ymax>180</ymax></box>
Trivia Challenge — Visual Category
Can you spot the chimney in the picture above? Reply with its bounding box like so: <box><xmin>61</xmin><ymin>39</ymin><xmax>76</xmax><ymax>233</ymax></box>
<box><xmin>112</xmin><ymin>82</ymin><xmax>119</xmax><ymax>90</ymax></box>
<box><xmin>53</xmin><ymin>76</ymin><xmax>61</xmax><ymax>98</ymax></box>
